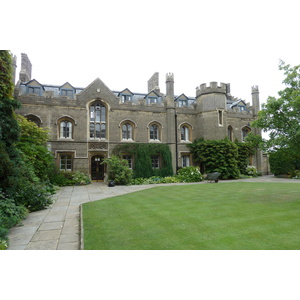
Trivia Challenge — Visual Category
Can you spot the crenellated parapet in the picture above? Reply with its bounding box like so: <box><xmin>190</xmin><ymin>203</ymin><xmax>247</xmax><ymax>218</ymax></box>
<box><xmin>166</xmin><ymin>72</ymin><xmax>174</xmax><ymax>82</ymax></box>
<box><xmin>251</xmin><ymin>85</ymin><xmax>259</xmax><ymax>93</ymax></box>
<box><xmin>196</xmin><ymin>82</ymin><xmax>228</xmax><ymax>98</ymax></box>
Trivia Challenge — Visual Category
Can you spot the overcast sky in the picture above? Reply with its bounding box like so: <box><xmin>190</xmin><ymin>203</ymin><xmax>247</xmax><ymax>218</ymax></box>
<box><xmin>4</xmin><ymin>0</ymin><xmax>300</xmax><ymax>106</ymax></box>
<box><xmin>3</xmin><ymin>0</ymin><xmax>299</xmax><ymax>291</ymax></box>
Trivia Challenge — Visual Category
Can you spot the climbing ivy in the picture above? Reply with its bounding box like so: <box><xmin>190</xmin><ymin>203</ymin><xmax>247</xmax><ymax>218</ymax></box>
<box><xmin>188</xmin><ymin>138</ymin><xmax>240</xmax><ymax>179</ymax></box>
<box><xmin>113</xmin><ymin>143</ymin><xmax>173</xmax><ymax>178</ymax></box>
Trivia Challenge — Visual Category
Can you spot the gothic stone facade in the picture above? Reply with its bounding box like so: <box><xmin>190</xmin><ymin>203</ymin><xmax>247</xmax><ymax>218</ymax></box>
<box><xmin>14</xmin><ymin>53</ymin><xmax>265</xmax><ymax>180</ymax></box>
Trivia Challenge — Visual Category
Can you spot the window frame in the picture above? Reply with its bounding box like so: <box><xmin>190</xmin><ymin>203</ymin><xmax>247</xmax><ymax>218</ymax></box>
<box><xmin>149</xmin><ymin>122</ymin><xmax>161</xmax><ymax>141</ymax></box>
<box><xmin>122</xmin><ymin>154</ymin><xmax>133</xmax><ymax>169</ymax></box>
<box><xmin>89</xmin><ymin>101</ymin><xmax>107</xmax><ymax>139</ymax></box>
<box><xmin>60</xmin><ymin>121</ymin><xmax>73</xmax><ymax>139</ymax></box>
<box><xmin>181</xmin><ymin>154</ymin><xmax>191</xmax><ymax>168</ymax></box>
<box><xmin>242</xmin><ymin>126</ymin><xmax>251</xmax><ymax>141</ymax></box>
<box><xmin>60</xmin><ymin>88</ymin><xmax>74</xmax><ymax>99</ymax></box>
<box><xmin>121</xmin><ymin>94</ymin><xmax>132</xmax><ymax>103</ymax></box>
<box><xmin>228</xmin><ymin>125</ymin><xmax>233</xmax><ymax>141</ymax></box>
<box><xmin>27</xmin><ymin>86</ymin><xmax>41</xmax><ymax>96</ymax></box>
<box><xmin>151</xmin><ymin>155</ymin><xmax>160</xmax><ymax>169</ymax></box>
<box><xmin>122</xmin><ymin>123</ymin><xmax>133</xmax><ymax>140</ymax></box>
<box><xmin>59</xmin><ymin>154</ymin><xmax>73</xmax><ymax>171</ymax></box>
<box><xmin>218</xmin><ymin>110</ymin><xmax>223</xmax><ymax>126</ymax></box>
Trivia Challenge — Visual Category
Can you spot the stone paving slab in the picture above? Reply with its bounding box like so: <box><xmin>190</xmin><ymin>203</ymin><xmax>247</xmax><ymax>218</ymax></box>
<box><xmin>7</xmin><ymin>176</ymin><xmax>300</xmax><ymax>250</ymax></box>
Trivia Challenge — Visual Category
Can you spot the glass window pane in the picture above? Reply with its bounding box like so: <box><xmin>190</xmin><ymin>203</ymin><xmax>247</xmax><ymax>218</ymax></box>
<box><xmin>96</xmin><ymin>124</ymin><xmax>101</xmax><ymax>138</ymax></box>
<box><xmin>101</xmin><ymin>106</ymin><xmax>106</xmax><ymax>122</ymax></box>
<box><xmin>90</xmin><ymin>106</ymin><xmax>95</xmax><ymax>121</ymax></box>
<box><xmin>101</xmin><ymin>124</ymin><xmax>106</xmax><ymax>139</ymax></box>
<box><xmin>90</xmin><ymin>123</ymin><xmax>95</xmax><ymax>138</ymax></box>
<box><xmin>128</xmin><ymin>124</ymin><xmax>132</xmax><ymax>139</ymax></box>
<box><xmin>122</xmin><ymin>124</ymin><xmax>127</xmax><ymax>139</ymax></box>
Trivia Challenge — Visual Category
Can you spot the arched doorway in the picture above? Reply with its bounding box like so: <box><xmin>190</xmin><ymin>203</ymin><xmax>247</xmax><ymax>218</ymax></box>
<box><xmin>91</xmin><ymin>155</ymin><xmax>105</xmax><ymax>181</ymax></box>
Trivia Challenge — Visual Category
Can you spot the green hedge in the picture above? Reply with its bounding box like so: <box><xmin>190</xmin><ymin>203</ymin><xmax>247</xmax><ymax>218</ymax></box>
<box><xmin>269</xmin><ymin>149</ymin><xmax>296</xmax><ymax>176</ymax></box>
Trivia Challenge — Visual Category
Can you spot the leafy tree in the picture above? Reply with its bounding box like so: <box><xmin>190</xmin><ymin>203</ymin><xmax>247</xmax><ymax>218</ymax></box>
<box><xmin>0</xmin><ymin>50</ymin><xmax>21</xmax><ymax>189</ymax></box>
<box><xmin>252</xmin><ymin>60</ymin><xmax>300</xmax><ymax>158</ymax></box>
<box><xmin>16</xmin><ymin>115</ymin><xmax>55</xmax><ymax>181</ymax></box>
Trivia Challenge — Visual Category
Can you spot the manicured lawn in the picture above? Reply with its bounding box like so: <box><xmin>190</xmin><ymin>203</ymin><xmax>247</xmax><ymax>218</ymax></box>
<box><xmin>82</xmin><ymin>182</ymin><xmax>300</xmax><ymax>250</ymax></box>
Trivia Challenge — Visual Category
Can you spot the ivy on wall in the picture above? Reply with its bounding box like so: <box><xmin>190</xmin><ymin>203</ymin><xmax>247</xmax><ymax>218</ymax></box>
<box><xmin>113</xmin><ymin>143</ymin><xmax>173</xmax><ymax>178</ymax></box>
<box><xmin>188</xmin><ymin>138</ymin><xmax>254</xmax><ymax>179</ymax></box>
<box><xmin>235</xmin><ymin>142</ymin><xmax>255</xmax><ymax>174</ymax></box>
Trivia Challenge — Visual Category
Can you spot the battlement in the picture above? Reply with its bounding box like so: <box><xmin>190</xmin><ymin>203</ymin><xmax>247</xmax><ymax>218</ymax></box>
<box><xmin>251</xmin><ymin>85</ymin><xmax>259</xmax><ymax>93</ymax></box>
<box><xmin>196</xmin><ymin>82</ymin><xmax>228</xmax><ymax>97</ymax></box>
<box><xmin>166</xmin><ymin>72</ymin><xmax>174</xmax><ymax>82</ymax></box>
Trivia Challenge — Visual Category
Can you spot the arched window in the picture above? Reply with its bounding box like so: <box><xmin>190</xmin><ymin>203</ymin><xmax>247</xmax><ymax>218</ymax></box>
<box><xmin>180</xmin><ymin>126</ymin><xmax>190</xmax><ymax>141</ymax></box>
<box><xmin>25</xmin><ymin>115</ymin><xmax>42</xmax><ymax>127</ymax></box>
<box><xmin>150</xmin><ymin>123</ymin><xmax>162</xmax><ymax>141</ymax></box>
<box><xmin>228</xmin><ymin>126</ymin><xmax>233</xmax><ymax>141</ymax></box>
<box><xmin>90</xmin><ymin>101</ymin><xmax>106</xmax><ymax>139</ymax></box>
<box><xmin>122</xmin><ymin>123</ymin><xmax>133</xmax><ymax>140</ymax></box>
<box><xmin>150</xmin><ymin>124</ymin><xmax>158</xmax><ymax>140</ymax></box>
<box><xmin>179</xmin><ymin>123</ymin><xmax>192</xmax><ymax>142</ymax></box>
<box><xmin>60</xmin><ymin>121</ymin><xmax>73</xmax><ymax>138</ymax></box>
<box><xmin>242</xmin><ymin>126</ymin><xmax>251</xmax><ymax>141</ymax></box>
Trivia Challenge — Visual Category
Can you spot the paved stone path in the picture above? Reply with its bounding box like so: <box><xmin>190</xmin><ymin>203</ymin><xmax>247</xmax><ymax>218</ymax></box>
<box><xmin>7</xmin><ymin>175</ymin><xmax>300</xmax><ymax>250</ymax></box>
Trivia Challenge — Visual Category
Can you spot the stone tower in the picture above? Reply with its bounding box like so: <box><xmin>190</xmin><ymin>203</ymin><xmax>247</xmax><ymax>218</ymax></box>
<box><xmin>19</xmin><ymin>53</ymin><xmax>32</xmax><ymax>82</ymax></box>
<box><xmin>11</xmin><ymin>54</ymin><xmax>17</xmax><ymax>85</ymax></box>
<box><xmin>251</xmin><ymin>85</ymin><xmax>260</xmax><ymax>116</ymax></box>
<box><xmin>196</xmin><ymin>82</ymin><xmax>228</xmax><ymax>140</ymax></box>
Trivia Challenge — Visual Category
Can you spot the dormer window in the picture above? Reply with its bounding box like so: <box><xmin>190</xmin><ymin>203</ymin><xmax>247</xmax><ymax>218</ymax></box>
<box><xmin>149</xmin><ymin>97</ymin><xmax>157</xmax><ymax>104</ymax></box>
<box><xmin>121</xmin><ymin>95</ymin><xmax>132</xmax><ymax>103</ymax></box>
<box><xmin>176</xmin><ymin>94</ymin><xmax>190</xmax><ymax>108</ymax></box>
<box><xmin>145</xmin><ymin>91</ymin><xmax>160</xmax><ymax>105</ymax></box>
<box><xmin>61</xmin><ymin>89</ymin><xmax>74</xmax><ymax>98</ymax></box>
<box><xmin>60</xmin><ymin>82</ymin><xmax>75</xmax><ymax>99</ymax></box>
<box><xmin>178</xmin><ymin>100</ymin><xmax>188</xmax><ymax>107</ymax></box>
<box><xmin>119</xmin><ymin>89</ymin><xmax>134</xmax><ymax>103</ymax></box>
<box><xmin>28</xmin><ymin>86</ymin><xmax>41</xmax><ymax>95</ymax></box>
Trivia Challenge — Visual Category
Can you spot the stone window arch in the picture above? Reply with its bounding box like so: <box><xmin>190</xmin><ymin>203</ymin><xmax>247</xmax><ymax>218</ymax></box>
<box><xmin>179</xmin><ymin>123</ymin><xmax>192</xmax><ymax>142</ymax></box>
<box><xmin>25</xmin><ymin>114</ymin><xmax>42</xmax><ymax>127</ymax></box>
<box><xmin>228</xmin><ymin>125</ymin><xmax>233</xmax><ymax>141</ymax></box>
<box><xmin>242</xmin><ymin>126</ymin><xmax>251</xmax><ymax>141</ymax></box>
<box><xmin>89</xmin><ymin>101</ymin><xmax>107</xmax><ymax>139</ymax></box>
<box><xmin>148</xmin><ymin>121</ymin><xmax>162</xmax><ymax>141</ymax></box>
<box><xmin>119</xmin><ymin>119</ymin><xmax>136</xmax><ymax>141</ymax></box>
<box><xmin>57</xmin><ymin>116</ymin><xmax>75</xmax><ymax>139</ymax></box>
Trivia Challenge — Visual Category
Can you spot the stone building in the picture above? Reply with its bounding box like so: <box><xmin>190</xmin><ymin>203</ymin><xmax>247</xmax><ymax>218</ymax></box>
<box><xmin>14</xmin><ymin>53</ymin><xmax>266</xmax><ymax>180</ymax></box>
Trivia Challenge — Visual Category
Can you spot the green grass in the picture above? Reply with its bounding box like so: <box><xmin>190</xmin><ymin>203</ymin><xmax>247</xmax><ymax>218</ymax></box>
<box><xmin>82</xmin><ymin>182</ymin><xmax>300</xmax><ymax>250</ymax></box>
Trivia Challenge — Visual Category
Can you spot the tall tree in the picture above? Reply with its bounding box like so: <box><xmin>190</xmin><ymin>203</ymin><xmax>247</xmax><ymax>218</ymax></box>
<box><xmin>0</xmin><ymin>51</ymin><xmax>21</xmax><ymax>185</ymax></box>
<box><xmin>252</xmin><ymin>60</ymin><xmax>300</xmax><ymax>158</ymax></box>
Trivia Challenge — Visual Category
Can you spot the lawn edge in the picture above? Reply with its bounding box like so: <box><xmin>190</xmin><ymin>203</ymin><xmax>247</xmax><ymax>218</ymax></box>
<box><xmin>79</xmin><ymin>204</ymin><xmax>84</xmax><ymax>250</ymax></box>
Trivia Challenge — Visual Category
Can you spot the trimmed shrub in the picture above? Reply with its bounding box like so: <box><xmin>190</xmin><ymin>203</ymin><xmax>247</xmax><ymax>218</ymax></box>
<box><xmin>245</xmin><ymin>165</ymin><xmax>257</xmax><ymax>177</ymax></box>
<box><xmin>176</xmin><ymin>166</ymin><xmax>203</xmax><ymax>183</ymax></box>
<box><xmin>102</xmin><ymin>156</ymin><xmax>133</xmax><ymax>185</ymax></box>
<box><xmin>269</xmin><ymin>149</ymin><xmax>296</xmax><ymax>176</ymax></box>
<box><xmin>51</xmin><ymin>170</ymin><xmax>91</xmax><ymax>186</ymax></box>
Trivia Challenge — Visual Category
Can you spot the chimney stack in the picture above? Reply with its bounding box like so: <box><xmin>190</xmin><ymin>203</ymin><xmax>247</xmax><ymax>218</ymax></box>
<box><xmin>19</xmin><ymin>53</ymin><xmax>32</xmax><ymax>82</ymax></box>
